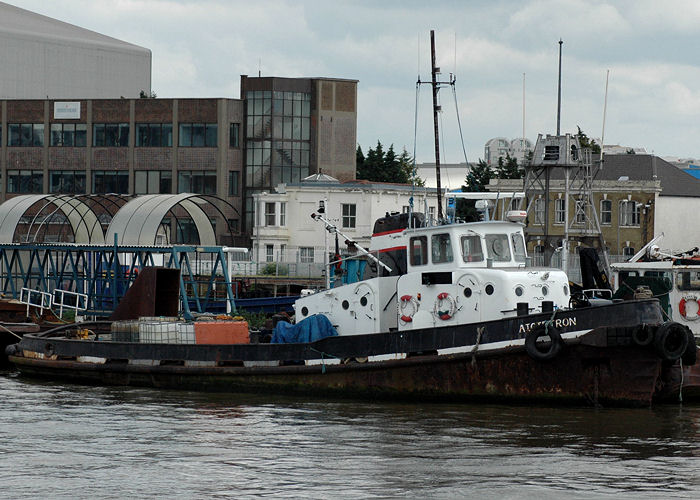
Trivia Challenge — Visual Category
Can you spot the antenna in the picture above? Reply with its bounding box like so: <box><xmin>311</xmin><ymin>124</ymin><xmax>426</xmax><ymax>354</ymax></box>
<box><xmin>601</xmin><ymin>69</ymin><xmax>610</xmax><ymax>163</ymax></box>
<box><xmin>556</xmin><ymin>39</ymin><xmax>563</xmax><ymax>135</ymax></box>
<box><xmin>522</xmin><ymin>72</ymin><xmax>526</xmax><ymax>153</ymax></box>
<box><xmin>258</xmin><ymin>58</ymin><xmax>261</xmax><ymax>77</ymax></box>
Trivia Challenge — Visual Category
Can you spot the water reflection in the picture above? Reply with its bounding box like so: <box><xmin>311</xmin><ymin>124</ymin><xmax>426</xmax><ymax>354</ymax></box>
<box><xmin>2</xmin><ymin>373</ymin><xmax>699</xmax><ymax>498</ymax></box>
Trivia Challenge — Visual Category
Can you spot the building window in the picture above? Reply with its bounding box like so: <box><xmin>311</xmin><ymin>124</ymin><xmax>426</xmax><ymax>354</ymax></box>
<box><xmin>50</xmin><ymin>171</ymin><xmax>86</xmax><ymax>194</ymax></box>
<box><xmin>136</xmin><ymin>123</ymin><xmax>173</xmax><ymax>147</ymax></box>
<box><xmin>8</xmin><ymin>123</ymin><xmax>44</xmax><ymax>147</ymax></box>
<box><xmin>300</xmin><ymin>247</ymin><xmax>314</xmax><ymax>263</ymax></box>
<box><xmin>574</xmin><ymin>200</ymin><xmax>586</xmax><ymax>224</ymax></box>
<box><xmin>175</xmin><ymin>217</ymin><xmax>198</xmax><ymax>244</ymax></box>
<box><xmin>534</xmin><ymin>198</ymin><xmax>545</xmax><ymax>225</ymax></box>
<box><xmin>266</xmin><ymin>244</ymin><xmax>274</xmax><ymax>262</ymax></box>
<box><xmin>178</xmin><ymin>171</ymin><xmax>216</xmax><ymax>194</ymax></box>
<box><xmin>600</xmin><ymin>199</ymin><xmax>612</xmax><ymax>225</ymax></box>
<box><xmin>93</xmin><ymin>123</ymin><xmax>129</xmax><ymax>147</ymax></box>
<box><xmin>623</xmin><ymin>246</ymin><xmax>636</xmax><ymax>257</ymax></box>
<box><xmin>7</xmin><ymin>170</ymin><xmax>42</xmax><ymax>193</ymax></box>
<box><xmin>178</xmin><ymin>123</ymin><xmax>217</xmax><ymax>147</ymax></box>
<box><xmin>227</xmin><ymin>218</ymin><xmax>239</xmax><ymax>233</ymax></box>
<box><xmin>264</xmin><ymin>202</ymin><xmax>276</xmax><ymax>226</ymax></box>
<box><xmin>554</xmin><ymin>198</ymin><xmax>565</xmax><ymax>224</ymax></box>
<box><xmin>50</xmin><ymin>123</ymin><xmax>87</xmax><ymax>147</ymax></box>
<box><xmin>533</xmin><ymin>244</ymin><xmax>546</xmax><ymax>266</ymax></box>
<box><xmin>230</xmin><ymin>123</ymin><xmax>240</xmax><ymax>148</ymax></box>
<box><xmin>134</xmin><ymin>170</ymin><xmax>172</xmax><ymax>194</ymax></box>
<box><xmin>428</xmin><ymin>206</ymin><xmax>436</xmax><ymax>221</ymax></box>
<box><xmin>92</xmin><ymin>170</ymin><xmax>129</xmax><ymax>194</ymax></box>
<box><xmin>402</xmin><ymin>205</ymin><xmax>410</xmax><ymax>213</ymax></box>
<box><xmin>280</xmin><ymin>202</ymin><xmax>286</xmax><ymax>226</ymax></box>
<box><xmin>619</xmin><ymin>200</ymin><xmax>640</xmax><ymax>226</ymax></box>
<box><xmin>228</xmin><ymin>171</ymin><xmax>239</xmax><ymax>196</ymax></box>
<box><xmin>342</xmin><ymin>204</ymin><xmax>356</xmax><ymax>228</ymax></box>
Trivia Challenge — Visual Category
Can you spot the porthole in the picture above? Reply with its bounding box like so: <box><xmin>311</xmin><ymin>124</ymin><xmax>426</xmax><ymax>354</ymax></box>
<box><xmin>464</xmin><ymin>287</ymin><xmax>472</xmax><ymax>298</ymax></box>
<box><xmin>515</xmin><ymin>286</ymin><xmax>524</xmax><ymax>297</ymax></box>
<box><xmin>342</xmin><ymin>300</ymin><xmax>349</xmax><ymax>310</ymax></box>
<box><xmin>360</xmin><ymin>296</ymin><xmax>368</xmax><ymax>307</ymax></box>
<box><xmin>542</xmin><ymin>286</ymin><xmax>549</xmax><ymax>296</ymax></box>
<box><xmin>563</xmin><ymin>285</ymin><xmax>569</xmax><ymax>296</ymax></box>
<box><xmin>485</xmin><ymin>284</ymin><xmax>494</xmax><ymax>295</ymax></box>
<box><xmin>301</xmin><ymin>306</ymin><xmax>309</xmax><ymax>316</ymax></box>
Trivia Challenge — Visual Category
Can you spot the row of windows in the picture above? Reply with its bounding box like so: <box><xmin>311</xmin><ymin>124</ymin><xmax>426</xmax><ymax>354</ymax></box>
<box><xmin>410</xmin><ymin>232</ymin><xmax>527</xmax><ymax>267</ymax></box>
<box><xmin>4</xmin><ymin>123</ymin><xmax>241</xmax><ymax>148</ymax></box>
<box><xmin>264</xmin><ymin>244</ymin><xmax>315</xmax><ymax>263</ymax></box>
<box><xmin>1</xmin><ymin>169</ymin><xmax>241</xmax><ymax>195</ymax></box>
<box><xmin>533</xmin><ymin>199</ymin><xmax>643</xmax><ymax>227</ymax></box>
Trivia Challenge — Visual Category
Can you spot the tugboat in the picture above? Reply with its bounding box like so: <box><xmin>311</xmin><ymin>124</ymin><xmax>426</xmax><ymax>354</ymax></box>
<box><xmin>6</xmin><ymin>211</ymin><xmax>696</xmax><ymax>406</ymax></box>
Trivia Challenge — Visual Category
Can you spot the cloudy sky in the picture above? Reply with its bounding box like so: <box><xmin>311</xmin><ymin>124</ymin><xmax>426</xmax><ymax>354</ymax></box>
<box><xmin>7</xmin><ymin>0</ymin><xmax>700</xmax><ymax>164</ymax></box>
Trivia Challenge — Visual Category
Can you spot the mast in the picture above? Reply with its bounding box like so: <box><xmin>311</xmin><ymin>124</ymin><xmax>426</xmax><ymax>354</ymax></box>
<box><xmin>430</xmin><ymin>30</ymin><xmax>444</xmax><ymax>222</ymax></box>
<box><xmin>556</xmin><ymin>39</ymin><xmax>563</xmax><ymax>135</ymax></box>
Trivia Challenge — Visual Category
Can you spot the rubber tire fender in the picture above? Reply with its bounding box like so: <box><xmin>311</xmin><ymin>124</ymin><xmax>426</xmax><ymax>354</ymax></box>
<box><xmin>631</xmin><ymin>324</ymin><xmax>654</xmax><ymax>346</ymax></box>
<box><xmin>653</xmin><ymin>322</ymin><xmax>689</xmax><ymax>362</ymax></box>
<box><xmin>681</xmin><ymin>327</ymin><xmax>698</xmax><ymax>366</ymax></box>
<box><xmin>525</xmin><ymin>325</ymin><xmax>564</xmax><ymax>362</ymax></box>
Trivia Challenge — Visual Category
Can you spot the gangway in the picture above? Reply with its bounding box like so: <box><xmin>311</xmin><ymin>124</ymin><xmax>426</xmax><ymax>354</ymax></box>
<box><xmin>0</xmin><ymin>243</ymin><xmax>242</xmax><ymax>320</ymax></box>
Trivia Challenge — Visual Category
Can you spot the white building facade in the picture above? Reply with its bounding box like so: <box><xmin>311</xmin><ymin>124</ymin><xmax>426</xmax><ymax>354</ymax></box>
<box><xmin>0</xmin><ymin>3</ymin><xmax>151</xmax><ymax>99</ymax></box>
<box><xmin>251</xmin><ymin>177</ymin><xmax>440</xmax><ymax>274</ymax></box>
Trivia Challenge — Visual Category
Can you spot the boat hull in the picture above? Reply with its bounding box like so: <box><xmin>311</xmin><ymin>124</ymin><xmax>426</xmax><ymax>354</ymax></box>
<box><xmin>9</xmin><ymin>299</ymin><xmax>694</xmax><ymax>406</ymax></box>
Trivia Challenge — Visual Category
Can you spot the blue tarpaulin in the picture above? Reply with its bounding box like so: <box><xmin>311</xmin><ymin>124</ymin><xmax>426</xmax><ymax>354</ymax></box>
<box><xmin>271</xmin><ymin>314</ymin><xmax>338</xmax><ymax>344</ymax></box>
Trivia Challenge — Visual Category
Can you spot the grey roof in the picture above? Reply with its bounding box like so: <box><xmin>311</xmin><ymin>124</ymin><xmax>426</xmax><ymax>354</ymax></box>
<box><xmin>0</xmin><ymin>1</ymin><xmax>149</xmax><ymax>53</ymax></box>
<box><xmin>549</xmin><ymin>154</ymin><xmax>700</xmax><ymax>198</ymax></box>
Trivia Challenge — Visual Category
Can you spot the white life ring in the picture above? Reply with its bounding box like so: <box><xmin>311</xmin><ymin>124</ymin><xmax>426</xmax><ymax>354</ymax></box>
<box><xmin>679</xmin><ymin>295</ymin><xmax>700</xmax><ymax>321</ymax></box>
<box><xmin>399</xmin><ymin>294</ymin><xmax>419</xmax><ymax>322</ymax></box>
<box><xmin>434</xmin><ymin>292</ymin><xmax>456</xmax><ymax>320</ymax></box>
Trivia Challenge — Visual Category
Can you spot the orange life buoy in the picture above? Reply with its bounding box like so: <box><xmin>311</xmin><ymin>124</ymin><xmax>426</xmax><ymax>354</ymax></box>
<box><xmin>434</xmin><ymin>292</ymin><xmax>456</xmax><ymax>320</ymax></box>
<box><xmin>679</xmin><ymin>295</ymin><xmax>700</xmax><ymax>321</ymax></box>
<box><xmin>399</xmin><ymin>294</ymin><xmax>418</xmax><ymax>322</ymax></box>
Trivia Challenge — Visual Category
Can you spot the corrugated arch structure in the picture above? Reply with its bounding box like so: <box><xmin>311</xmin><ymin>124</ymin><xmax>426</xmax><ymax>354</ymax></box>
<box><xmin>106</xmin><ymin>193</ymin><xmax>217</xmax><ymax>246</ymax></box>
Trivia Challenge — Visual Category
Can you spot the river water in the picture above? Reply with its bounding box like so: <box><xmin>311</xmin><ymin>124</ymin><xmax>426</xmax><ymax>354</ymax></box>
<box><xmin>1</xmin><ymin>371</ymin><xmax>699</xmax><ymax>499</ymax></box>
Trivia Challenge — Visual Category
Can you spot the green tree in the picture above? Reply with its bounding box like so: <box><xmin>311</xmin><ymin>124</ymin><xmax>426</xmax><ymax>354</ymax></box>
<box><xmin>455</xmin><ymin>159</ymin><xmax>493</xmax><ymax>221</ymax></box>
<box><xmin>356</xmin><ymin>141</ymin><xmax>424</xmax><ymax>185</ymax></box>
<box><xmin>576</xmin><ymin>126</ymin><xmax>601</xmax><ymax>153</ymax></box>
<box><xmin>495</xmin><ymin>153</ymin><xmax>523</xmax><ymax>179</ymax></box>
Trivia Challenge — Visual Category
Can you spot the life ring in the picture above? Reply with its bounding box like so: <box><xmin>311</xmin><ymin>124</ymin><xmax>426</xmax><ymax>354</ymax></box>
<box><xmin>679</xmin><ymin>295</ymin><xmax>700</xmax><ymax>321</ymax></box>
<box><xmin>653</xmin><ymin>321</ymin><xmax>689</xmax><ymax>362</ymax></box>
<box><xmin>525</xmin><ymin>325</ymin><xmax>563</xmax><ymax>361</ymax></box>
<box><xmin>399</xmin><ymin>294</ymin><xmax>419</xmax><ymax>323</ymax></box>
<box><xmin>434</xmin><ymin>292</ymin><xmax>456</xmax><ymax>320</ymax></box>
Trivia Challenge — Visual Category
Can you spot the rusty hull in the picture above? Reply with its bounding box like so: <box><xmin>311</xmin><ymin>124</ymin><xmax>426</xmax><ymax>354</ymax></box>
<box><xmin>9</xmin><ymin>342</ymin><xmax>667</xmax><ymax>407</ymax></box>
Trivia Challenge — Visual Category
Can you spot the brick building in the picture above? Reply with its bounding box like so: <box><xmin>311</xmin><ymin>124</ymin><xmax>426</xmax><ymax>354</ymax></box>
<box><xmin>0</xmin><ymin>76</ymin><xmax>358</xmax><ymax>246</ymax></box>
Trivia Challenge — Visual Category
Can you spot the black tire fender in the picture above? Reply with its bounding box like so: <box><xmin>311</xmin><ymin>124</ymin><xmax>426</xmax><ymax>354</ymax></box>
<box><xmin>653</xmin><ymin>322</ymin><xmax>689</xmax><ymax>362</ymax></box>
<box><xmin>632</xmin><ymin>325</ymin><xmax>654</xmax><ymax>347</ymax></box>
<box><xmin>525</xmin><ymin>325</ymin><xmax>564</xmax><ymax>361</ymax></box>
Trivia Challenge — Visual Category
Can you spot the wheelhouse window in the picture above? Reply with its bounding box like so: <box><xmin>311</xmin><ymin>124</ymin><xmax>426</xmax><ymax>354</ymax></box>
<box><xmin>50</xmin><ymin>123</ymin><xmax>87</xmax><ymax>147</ymax></box>
<box><xmin>7</xmin><ymin>170</ymin><xmax>42</xmax><ymax>193</ymax></box>
<box><xmin>461</xmin><ymin>235</ymin><xmax>483</xmax><ymax>263</ymax></box>
<box><xmin>134</xmin><ymin>170</ymin><xmax>172</xmax><ymax>194</ymax></box>
<box><xmin>431</xmin><ymin>233</ymin><xmax>453</xmax><ymax>264</ymax></box>
<box><xmin>600</xmin><ymin>199</ymin><xmax>612</xmax><ymax>225</ymax></box>
<box><xmin>8</xmin><ymin>123</ymin><xmax>44</xmax><ymax>147</ymax></box>
<box><xmin>136</xmin><ymin>123</ymin><xmax>173</xmax><ymax>147</ymax></box>
<box><xmin>50</xmin><ymin>170</ymin><xmax>86</xmax><ymax>194</ymax></box>
<box><xmin>342</xmin><ymin>204</ymin><xmax>356</xmax><ymax>229</ymax></box>
<box><xmin>485</xmin><ymin>234</ymin><xmax>511</xmax><ymax>262</ymax></box>
<box><xmin>179</xmin><ymin>123</ymin><xmax>218</xmax><ymax>147</ymax></box>
<box><xmin>677</xmin><ymin>271</ymin><xmax>700</xmax><ymax>291</ymax></box>
<box><xmin>511</xmin><ymin>233</ymin><xmax>527</xmax><ymax>263</ymax></box>
<box><xmin>93</xmin><ymin>123</ymin><xmax>129</xmax><ymax>147</ymax></box>
<box><xmin>410</xmin><ymin>236</ymin><xmax>428</xmax><ymax>266</ymax></box>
